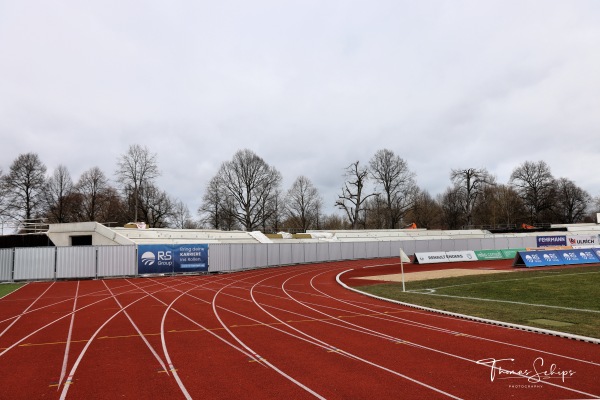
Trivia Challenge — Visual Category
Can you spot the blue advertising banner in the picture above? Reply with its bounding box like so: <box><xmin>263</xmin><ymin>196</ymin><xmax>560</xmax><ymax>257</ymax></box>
<box><xmin>536</xmin><ymin>235</ymin><xmax>567</xmax><ymax>247</ymax></box>
<box><xmin>514</xmin><ymin>250</ymin><xmax>562</xmax><ymax>267</ymax></box>
<box><xmin>556</xmin><ymin>249</ymin><xmax>600</xmax><ymax>265</ymax></box>
<box><xmin>138</xmin><ymin>244</ymin><xmax>209</xmax><ymax>274</ymax></box>
<box><xmin>514</xmin><ymin>248</ymin><xmax>600</xmax><ymax>268</ymax></box>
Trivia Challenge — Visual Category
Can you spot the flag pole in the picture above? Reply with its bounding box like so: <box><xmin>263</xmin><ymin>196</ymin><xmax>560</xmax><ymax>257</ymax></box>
<box><xmin>400</xmin><ymin>248</ymin><xmax>406</xmax><ymax>292</ymax></box>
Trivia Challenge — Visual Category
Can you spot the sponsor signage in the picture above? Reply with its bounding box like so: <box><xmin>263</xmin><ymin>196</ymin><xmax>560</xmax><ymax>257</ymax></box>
<box><xmin>514</xmin><ymin>248</ymin><xmax>600</xmax><ymax>267</ymax></box>
<box><xmin>474</xmin><ymin>249</ymin><xmax>504</xmax><ymax>261</ymax></box>
<box><xmin>445</xmin><ymin>251</ymin><xmax>477</xmax><ymax>262</ymax></box>
<box><xmin>566</xmin><ymin>235</ymin><xmax>598</xmax><ymax>247</ymax></box>
<box><xmin>501</xmin><ymin>248</ymin><xmax>526</xmax><ymax>259</ymax></box>
<box><xmin>556</xmin><ymin>249</ymin><xmax>600</xmax><ymax>265</ymax></box>
<box><xmin>536</xmin><ymin>235</ymin><xmax>567</xmax><ymax>247</ymax></box>
<box><xmin>414</xmin><ymin>251</ymin><xmax>477</xmax><ymax>264</ymax></box>
<box><xmin>138</xmin><ymin>244</ymin><xmax>209</xmax><ymax>274</ymax></box>
<box><xmin>414</xmin><ymin>252</ymin><xmax>448</xmax><ymax>264</ymax></box>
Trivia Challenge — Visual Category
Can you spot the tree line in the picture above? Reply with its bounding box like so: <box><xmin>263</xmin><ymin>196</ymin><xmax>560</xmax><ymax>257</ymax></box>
<box><xmin>1</xmin><ymin>146</ymin><xmax>599</xmax><ymax>233</ymax></box>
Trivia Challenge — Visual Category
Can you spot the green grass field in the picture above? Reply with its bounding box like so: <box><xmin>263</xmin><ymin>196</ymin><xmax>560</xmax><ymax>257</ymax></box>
<box><xmin>0</xmin><ymin>283</ymin><xmax>24</xmax><ymax>298</ymax></box>
<box><xmin>358</xmin><ymin>265</ymin><xmax>600</xmax><ymax>339</ymax></box>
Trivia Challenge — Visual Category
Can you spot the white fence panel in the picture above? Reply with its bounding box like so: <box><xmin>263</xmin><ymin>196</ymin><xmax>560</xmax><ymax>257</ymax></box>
<box><xmin>0</xmin><ymin>249</ymin><xmax>13</xmax><ymax>281</ymax></box>
<box><xmin>353</xmin><ymin>242</ymin><xmax>367</xmax><ymax>259</ymax></box>
<box><xmin>14</xmin><ymin>247</ymin><xmax>55</xmax><ymax>280</ymax></box>
<box><xmin>267</xmin><ymin>244</ymin><xmax>281</xmax><ymax>266</ymax></box>
<box><xmin>229</xmin><ymin>244</ymin><xmax>244</xmax><ymax>271</ymax></box>
<box><xmin>97</xmin><ymin>246</ymin><xmax>136</xmax><ymax>277</ymax></box>
<box><xmin>329</xmin><ymin>242</ymin><xmax>342</xmax><ymax>261</ymax></box>
<box><xmin>399</xmin><ymin>240</ymin><xmax>416</xmax><ymax>256</ymax></box>
<box><xmin>304</xmin><ymin>243</ymin><xmax>317</xmax><ymax>263</ymax></box>
<box><xmin>467</xmin><ymin>238</ymin><xmax>482</xmax><ymax>251</ymax></box>
<box><xmin>279</xmin><ymin>243</ymin><xmax>293</xmax><ymax>265</ymax></box>
<box><xmin>368</xmin><ymin>242</ymin><xmax>381</xmax><ymax>258</ymax></box>
<box><xmin>291</xmin><ymin>243</ymin><xmax>305</xmax><ymax>264</ymax></box>
<box><xmin>479</xmin><ymin>238</ymin><xmax>495</xmax><ymax>250</ymax></box>
<box><xmin>208</xmin><ymin>244</ymin><xmax>231</xmax><ymax>272</ymax></box>
<box><xmin>341</xmin><ymin>243</ymin><xmax>354</xmax><ymax>260</ymax></box>
<box><xmin>440</xmin><ymin>239</ymin><xmax>454</xmax><ymax>252</ymax></box>
<box><xmin>493</xmin><ymin>237</ymin><xmax>509</xmax><ymax>250</ymax></box>
<box><xmin>316</xmin><ymin>243</ymin><xmax>329</xmax><ymax>262</ymax></box>
<box><xmin>414</xmin><ymin>240</ymin><xmax>429</xmax><ymax>253</ymax></box>
<box><xmin>255</xmin><ymin>245</ymin><xmax>268</xmax><ymax>268</ymax></box>
<box><xmin>57</xmin><ymin>247</ymin><xmax>96</xmax><ymax>279</ymax></box>
<box><xmin>453</xmin><ymin>239</ymin><xmax>469</xmax><ymax>252</ymax></box>
<box><xmin>242</xmin><ymin>244</ymin><xmax>258</xmax><ymax>269</ymax></box>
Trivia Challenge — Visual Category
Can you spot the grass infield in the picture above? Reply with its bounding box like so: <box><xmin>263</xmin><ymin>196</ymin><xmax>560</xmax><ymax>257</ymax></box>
<box><xmin>0</xmin><ymin>283</ymin><xmax>24</xmax><ymax>298</ymax></box>
<box><xmin>357</xmin><ymin>265</ymin><xmax>600</xmax><ymax>339</ymax></box>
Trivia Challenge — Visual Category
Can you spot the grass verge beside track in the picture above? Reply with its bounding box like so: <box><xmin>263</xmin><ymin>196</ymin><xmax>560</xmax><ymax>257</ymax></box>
<box><xmin>0</xmin><ymin>283</ymin><xmax>24</xmax><ymax>298</ymax></box>
<box><xmin>357</xmin><ymin>265</ymin><xmax>600</xmax><ymax>339</ymax></box>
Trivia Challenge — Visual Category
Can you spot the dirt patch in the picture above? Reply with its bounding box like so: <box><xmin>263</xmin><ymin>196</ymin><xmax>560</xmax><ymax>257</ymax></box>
<box><xmin>357</xmin><ymin>268</ymin><xmax>513</xmax><ymax>282</ymax></box>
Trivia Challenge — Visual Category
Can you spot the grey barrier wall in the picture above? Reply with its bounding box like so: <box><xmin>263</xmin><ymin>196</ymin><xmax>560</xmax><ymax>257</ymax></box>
<box><xmin>0</xmin><ymin>236</ymin><xmax>541</xmax><ymax>282</ymax></box>
<box><xmin>0</xmin><ymin>249</ymin><xmax>13</xmax><ymax>281</ymax></box>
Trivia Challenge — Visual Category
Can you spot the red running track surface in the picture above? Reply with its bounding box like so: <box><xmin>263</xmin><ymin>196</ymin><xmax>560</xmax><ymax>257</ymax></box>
<box><xmin>0</xmin><ymin>258</ymin><xmax>598</xmax><ymax>399</ymax></box>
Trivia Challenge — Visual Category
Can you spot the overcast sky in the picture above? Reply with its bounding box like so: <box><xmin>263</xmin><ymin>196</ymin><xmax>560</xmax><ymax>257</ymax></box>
<box><xmin>1</xmin><ymin>0</ymin><xmax>599</xmax><ymax>218</ymax></box>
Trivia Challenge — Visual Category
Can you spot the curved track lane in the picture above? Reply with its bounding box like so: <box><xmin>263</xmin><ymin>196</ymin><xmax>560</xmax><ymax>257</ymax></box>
<box><xmin>0</xmin><ymin>258</ymin><xmax>598</xmax><ymax>399</ymax></box>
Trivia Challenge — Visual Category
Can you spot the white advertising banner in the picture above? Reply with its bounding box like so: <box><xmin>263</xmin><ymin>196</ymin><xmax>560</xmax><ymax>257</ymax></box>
<box><xmin>414</xmin><ymin>252</ymin><xmax>448</xmax><ymax>264</ymax></box>
<box><xmin>445</xmin><ymin>250</ymin><xmax>478</xmax><ymax>263</ymax></box>
<box><xmin>566</xmin><ymin>235</ymin><xmax>599</xmax><ymax>247</ymax></box>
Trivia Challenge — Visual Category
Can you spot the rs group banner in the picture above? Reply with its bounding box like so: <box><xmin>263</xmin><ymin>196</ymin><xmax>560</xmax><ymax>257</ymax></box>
<box><xmin>536</xmin><ymin>235</ymin><xmax>567</xmax><ymax>247</ymax></box>
<box><xmin>138</xmin><ymin>244</ymin><xmax>209</xmax><ymax>274</ymax></box>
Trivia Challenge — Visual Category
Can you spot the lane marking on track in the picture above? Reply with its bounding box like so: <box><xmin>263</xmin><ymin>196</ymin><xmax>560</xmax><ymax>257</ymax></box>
<box><xmin>58</xmin><ymin>281</ymin><xmax>79</xmax><ymax>390</ymax></box>
<box><xmin>0</xmin><ymin>281</ymin><xmax>56</xmax><ymax>338</ymax></box>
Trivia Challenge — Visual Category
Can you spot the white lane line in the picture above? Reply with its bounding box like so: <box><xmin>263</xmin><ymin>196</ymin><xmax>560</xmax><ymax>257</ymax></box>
<box><xmin>58</xmin><ymin>281</ymin><xmax>79</xmax><ymax>389</ymax></box>
<box><xmin>0</xmin><ymin>282</ymin><xmax>56</xmax><ymax>338</ymax></box>
<box><xmin>263</xmin><ymin>270</ymin><xmax>464</xmax><ymax>400</ymax></box>
<box><xmin>58</xmin><ymin>281</ymin><xmax>191</xmax><ymax>400</ymax></box>
<box><xmin>212</xmin><ymin>269</ymin><xmax>327</xmax><ymax>399</ymax></box>
<box><xmin>0</xmin><ymin>283</ymin><xmax>161</xmax><ymax>359</ymax></box>
<box><xmin>101</xmin><ymin>280</ymin><xmax>170</xmax><ymax>377</ymax></box>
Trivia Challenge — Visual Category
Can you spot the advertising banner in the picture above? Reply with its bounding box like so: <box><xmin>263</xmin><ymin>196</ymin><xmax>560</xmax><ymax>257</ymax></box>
<box><xmin>414</xmin><ymin>251</ymin><xmax>477</xmax><ymax>264</ymax></box>
<box><xmin>536</xmin><ymin>235</ymin><xmax>567</xmax><ymax>247</ymax></box>
<box><xmin>514</xmin><ymin>250</ymin><xmax>562</xmax><ymax>267</ymax></box>
<box><xmin>445</xmin><ymin>251</ymin><xmax>477</xmax><ymax>262</ymax></box>
<box><xmin>138</xmin><ymin>244</ymin><xmax>209</xmax><ymax>275</ymax></box>
<box><xmin>414</xmin><ymin>252</ymin><xmax>448</xmax><ymax>264</ymax></box>
<box><xmin>556</xmin><ymin>249</ymin><xmax>600</xmax><ymax>265</ymax></box>
<box><xmin>501</xmin><ymin>248</ymin><xmax>526</xmax><ymax>259</ymax></box>
<box><xmin>474</xmin><ymin>249</ymin><xmax>505</xmax><ymax>261</ymax></box>
<box><xmin>514</xmin><ymin>248</ymin><xmax>600</xmax><ymax>267</ymax></box>
<box><xmin>566</xmin><ymin>235</ymin><xmax>599</xmax><ymax>247</ymax></box>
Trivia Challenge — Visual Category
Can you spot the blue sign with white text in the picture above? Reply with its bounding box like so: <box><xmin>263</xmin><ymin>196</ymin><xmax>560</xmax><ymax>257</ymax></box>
<box><xmin>536</xmin><ymin>235</ymin><xmax>567</xmax><ymax>247</ymax></box>
<box><xmin>138</xmin><ymin>244</ymin><xmax>209</xmax><ymax>274</ymax></box>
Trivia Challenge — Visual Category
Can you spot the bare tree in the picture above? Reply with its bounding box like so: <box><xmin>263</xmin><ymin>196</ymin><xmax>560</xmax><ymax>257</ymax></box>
<box><xmin>553</xmin><ymin>178</ymin><xmax>591</xmax><ymax>223</ymax></box>
<box><xmin>116</xmin><ymin>144</ymin><xmax>160</xmax><ymax>222</ymax></box>
<box><xmin>509</xmin><ymin>160</ymin><xmax>555</xmax><ymax>224</ymax></box>
<box><xmin>2</xmin><ymin>153</ymin><xmax>47</xmax><ymax>222</ymax></box>
<box><xmin>406</xmin><ymin>189</ymin><xmax>441</xmax><ymax>229</ymax></box>
<box><xmin>335</xmin><ymin>161</ymin><xmax>377</xmax><ymax>229</ymax></box>
<box><xmin>439</xmin><ymin>186</ymin><xmax>464</xmax><ymax>229</ymax></box>
<box><xmin>43</xmin><ymin>165</ymin><xmax>76</xmax><ymax>223</ymax></box>
<box><xmin>450</xmin><ymin>167</ymin><xmax>493</xmax><ymax>227</ymax></box>
<box><xmin>212</xmin><ymin>149</ymin><xmax>282</xmax><ymax>231</ymax></box>
<box><xmin>137</xmin><ymin>182</ymin><xmax>173</xmax><ymax>228</ymax></box>
<box><xmin>369</xmin><ymin>149</ymin><xmax>417</xmax><ymax>228</ymax></box>
<box><xmin>75</xmin><ymin>166</ymin><xmax>112</xmax><ymax>221</ymax></box>
<box><xmin>471</xmin><ymin>184</ymin><xmax>525</xmax><ymax>228</ymax></box>
<box><xmin>0</xmin><ymin>168</ymin><xmax>8</xmax><ymax>220</ymax></box>
<box><xmin>284</xmin><ymin>176</ymin><xmax>323</xmax><ymax>232</ymax></box>
<box><xmin>170</xmin><ymin>200</ymin><xmax>198</xmax><ymax>229</ymax></box>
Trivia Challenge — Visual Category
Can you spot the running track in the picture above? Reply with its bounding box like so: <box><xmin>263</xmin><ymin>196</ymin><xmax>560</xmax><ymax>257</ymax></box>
<box><xmin>0</xmin><ymin>258</ymin><xmax>598</xmax><ymax>399</ymax></box>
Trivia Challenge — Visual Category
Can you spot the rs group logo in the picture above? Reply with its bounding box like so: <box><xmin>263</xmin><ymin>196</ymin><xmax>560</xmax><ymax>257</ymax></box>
<box><xmin>141</xmin><ymin>251</ymin><xmax>156</xmax><ymax>266</ymax></box>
